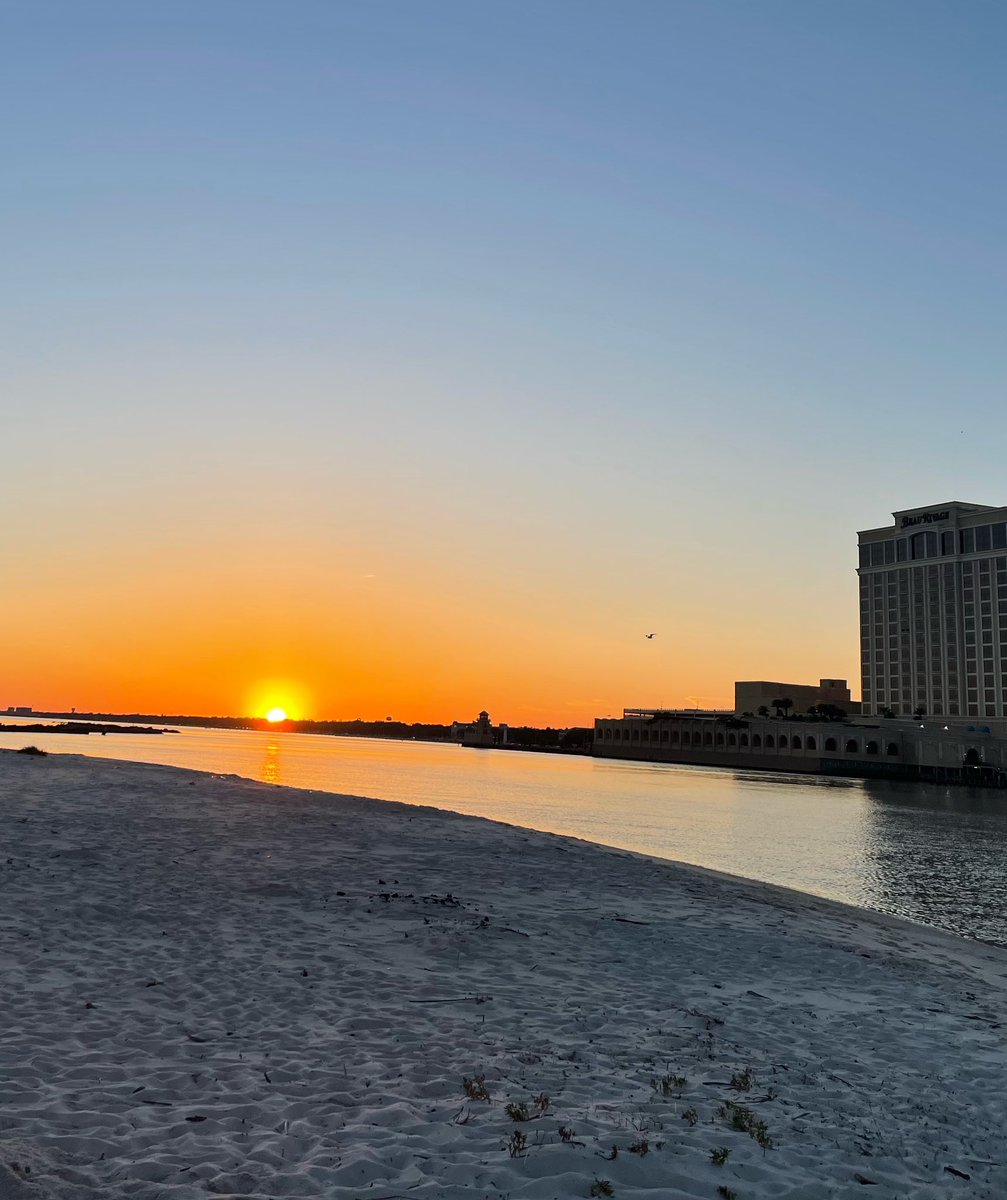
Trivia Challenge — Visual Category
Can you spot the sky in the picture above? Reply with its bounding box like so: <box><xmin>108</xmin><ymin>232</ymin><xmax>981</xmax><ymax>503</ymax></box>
<box><xmin>3</xmin><ymin>1</ymin><xmax>1006</xmax><ymax>725</ymax></box>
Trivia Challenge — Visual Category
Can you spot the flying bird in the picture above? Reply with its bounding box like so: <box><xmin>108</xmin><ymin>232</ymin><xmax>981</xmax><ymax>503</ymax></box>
<box><xmin>644</xmin><ymin>632</ymin><xmax>655</xmax><ymax>639</ymax></box>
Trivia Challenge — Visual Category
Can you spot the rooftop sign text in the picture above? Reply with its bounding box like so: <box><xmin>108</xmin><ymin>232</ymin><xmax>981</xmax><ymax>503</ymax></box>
<box><xmin>900</xmin><ymin>510</ymin><xmax>950</xmax><ymax>529</ymax></box>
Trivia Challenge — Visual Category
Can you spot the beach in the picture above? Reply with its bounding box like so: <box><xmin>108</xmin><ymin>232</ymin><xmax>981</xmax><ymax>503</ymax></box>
<box><xmin>2</xmin><ymin>754</ymin><xmax>1006</xmax><ymax>1199</ymax></box>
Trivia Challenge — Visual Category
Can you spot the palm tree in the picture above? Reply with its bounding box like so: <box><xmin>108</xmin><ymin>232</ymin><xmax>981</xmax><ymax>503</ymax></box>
<box><xmin>780</xmin><ymin>697</ymin><xmax>794</xmax><ymax>718</ymax></box>
<box><xmin>757</xmin><ymin>705</ymin><xmax>769</xmax><ymax>718</ymax></box>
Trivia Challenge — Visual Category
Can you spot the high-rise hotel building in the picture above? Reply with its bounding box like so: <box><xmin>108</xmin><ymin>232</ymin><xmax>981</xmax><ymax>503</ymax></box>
<box><xmin>858</xmin><ymin>503</ymin><xmax>1007</xmax><ymax>720</ymax></box>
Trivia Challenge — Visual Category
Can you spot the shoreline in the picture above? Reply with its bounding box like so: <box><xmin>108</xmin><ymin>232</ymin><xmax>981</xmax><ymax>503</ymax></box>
<box><xmin>3</xmin><ymin>737</ymin><xmax>1007</xmax><ymax>952</ymax></box>
<box><xmin>27</xmin><ymin>712</ymin><xmax>592</xmax><ymax>755</ymax></box>
<box><xmin>2</xmin><ymin>744</ymin><xmax>994</xmax><ymax>951</ymax></box>
<box><xmin>3</xmin><ymin>753</ymin><xmax>1007</xmax><ymax>1198</ymax></box>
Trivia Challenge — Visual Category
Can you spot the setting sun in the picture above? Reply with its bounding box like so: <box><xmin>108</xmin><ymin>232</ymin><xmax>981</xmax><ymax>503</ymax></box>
<box><xmin>265</xmin><ymin>707</ymin><xmax>289</xmax><ymax>723</ymax></box>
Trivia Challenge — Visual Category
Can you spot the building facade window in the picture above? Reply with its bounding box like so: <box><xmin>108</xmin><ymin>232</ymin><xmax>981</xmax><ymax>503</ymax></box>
<box><xmin>860</xmin><ymin>506</ymin><xmax>1007</xmax><ymax>720</ymax></box>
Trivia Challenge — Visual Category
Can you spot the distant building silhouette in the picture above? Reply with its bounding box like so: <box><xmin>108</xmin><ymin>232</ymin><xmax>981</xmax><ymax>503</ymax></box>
<box><xmin>735</xmin><ymin>679</ymin><xmax>858</xmax><ymax>717</ymax></box>
<box><xmin>451</xmin><ymin>710</ymin><xmax>509</xmax><ymax>748</ymax></box>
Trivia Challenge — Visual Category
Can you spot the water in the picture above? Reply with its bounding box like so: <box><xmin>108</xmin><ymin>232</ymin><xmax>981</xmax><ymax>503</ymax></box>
<box><xmin>4</xmin><ymin>719</ymin><xmax>1007</xmax><ymax>945</ymax></box>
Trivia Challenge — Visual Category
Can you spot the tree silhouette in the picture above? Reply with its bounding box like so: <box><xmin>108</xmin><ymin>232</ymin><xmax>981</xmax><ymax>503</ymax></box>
<box><xmin>808</xmin><ymin>703</ymin><xmax>847</xmax><ymax>722</ymax></box>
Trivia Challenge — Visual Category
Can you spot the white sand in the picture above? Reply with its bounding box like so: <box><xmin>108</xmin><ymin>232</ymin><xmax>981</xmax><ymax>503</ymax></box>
<box><xmin>2</xmin><ymin>753</ymin><xmax>1006</xmax><ymax>1199</ymax></box>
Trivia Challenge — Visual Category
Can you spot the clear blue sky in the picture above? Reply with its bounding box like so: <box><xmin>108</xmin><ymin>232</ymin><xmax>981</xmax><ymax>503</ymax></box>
<box><xmin>3</xmin><ymin>1</ymin><xmax>1006</xmax><ymax>719</ymax></box>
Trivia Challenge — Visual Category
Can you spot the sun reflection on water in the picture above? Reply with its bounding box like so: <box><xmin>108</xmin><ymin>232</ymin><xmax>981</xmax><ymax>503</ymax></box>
<box><xmin>262</xmin><ymin>740</ymin><xmax>281</xmax><ymax>786</ymax></box>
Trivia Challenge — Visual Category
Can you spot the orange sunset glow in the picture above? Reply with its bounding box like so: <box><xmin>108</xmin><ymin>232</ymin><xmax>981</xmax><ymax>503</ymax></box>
<box><xmin>0</xmin><ymin>476</ymin><xmax>864</xmax><ymax>725</ymax></box>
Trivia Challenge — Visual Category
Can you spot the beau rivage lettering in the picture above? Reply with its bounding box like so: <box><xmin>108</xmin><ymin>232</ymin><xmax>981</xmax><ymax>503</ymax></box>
<box><xmin>900</xmin><ymin>510</ymin><xmax>950</xmax><ymax>529</ymax></box>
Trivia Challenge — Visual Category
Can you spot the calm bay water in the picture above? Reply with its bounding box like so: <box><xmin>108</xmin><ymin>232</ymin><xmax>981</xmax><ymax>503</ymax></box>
<box><xmin>4</xmin><ymin>720</ymin><xmax>1007</xmax><ymax>945</ymax></box>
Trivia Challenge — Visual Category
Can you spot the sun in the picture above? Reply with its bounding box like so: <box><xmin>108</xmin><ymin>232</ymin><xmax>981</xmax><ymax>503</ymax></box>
<box><xmin>248</xmin><ymin>681</ymin><xmax>310</xmax><ymax>724</ymax></box>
